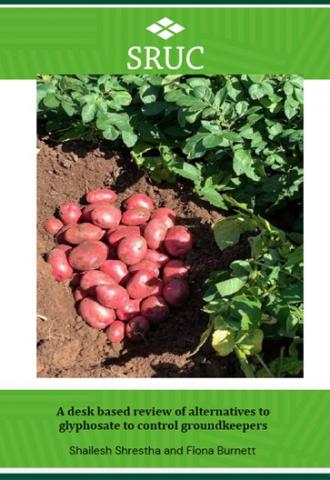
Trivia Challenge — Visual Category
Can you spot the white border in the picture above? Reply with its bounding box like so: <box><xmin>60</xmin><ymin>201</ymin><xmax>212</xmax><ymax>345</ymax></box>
<box><xmin>0</xmin><ymin>79</ymin><xmax>329</xmax><ymax>391</ymax></box>
<box><xmin>0</xmin><ymin>4</ymin><xmax>330</xmax><ymax>7</ymax></box>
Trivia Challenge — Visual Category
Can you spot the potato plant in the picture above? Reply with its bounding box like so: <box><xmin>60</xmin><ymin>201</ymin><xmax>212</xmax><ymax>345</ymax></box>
<box><xmin>37</xmin><ymin>74</ymin><xmax>303</xmax><ymax>214</ymax></box>
<box><xmin>45</xmin><ymin>189</ymin><xmax>192</xmax><ymax>345</ymax></box>
<box><xmin>195</xmin><ymin>198</ymin><xmax>303</xmax><ymax>377</ymax></box>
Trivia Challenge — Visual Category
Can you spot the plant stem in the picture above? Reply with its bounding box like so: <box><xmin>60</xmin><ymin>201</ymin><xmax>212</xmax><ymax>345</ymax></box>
<box><xmin>255</xmin><ymin>353</ymin><xmax>274</xmax><ymax>378</ymax></box>
<box><xmin>234</xmin><ymin>347</ymin><xmax>255</xmax><ymax>378</ymax></box>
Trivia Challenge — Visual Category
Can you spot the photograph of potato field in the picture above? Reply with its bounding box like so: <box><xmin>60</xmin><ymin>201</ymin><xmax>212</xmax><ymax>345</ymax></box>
<box><xmin>37</xmin><ymin>74</ymin><xmax>303</xmax><ymax>378</ymax></box>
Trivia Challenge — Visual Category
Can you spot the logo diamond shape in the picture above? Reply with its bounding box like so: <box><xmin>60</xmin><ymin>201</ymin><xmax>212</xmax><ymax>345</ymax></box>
<box><xmin>158</xmin><ymin>17</ymin><xmax>173</xmax><ymax>28</ymax></box>
<box><xmin>147</xmin><ymin>17</ymin><xmax>185</xmax><ymax>40</ymax></box>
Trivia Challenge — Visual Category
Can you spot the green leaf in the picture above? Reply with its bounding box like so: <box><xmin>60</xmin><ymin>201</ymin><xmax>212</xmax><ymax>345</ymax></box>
<box><xmin>193</xmin><ymin>86</ymin><xmax>212</xmax><ymax>102</ymax></box>
<box><xmin>81</xmin><ymin>102</ymin><xmax>96</xmax><ymax>123</ymax></box>
<box><xmin>203</xmin><ymin>284</ymin><xmax>219</xmax><ymax>303</ymax></box>
<box><xmin>235</xmin><ymin>101</ymin><xmax>249</xmax><ymax>116</ymax></box>
<box><xmin>187</xmin><ymin>77</ymin><xmax>211</xmax><ymax>88</ymax></box>
<box><xmin>285</xmin><ymin>245</ymin><xmax>303</xmax><ymax>267</ymax></box>
<box><xmin>261</xmin><ymin>81</ymin><xmax>274</xmax><ymax>96</ymax></box>
<box><xmin>237</xmin><ymin>329</ymin><xmax>263</xmax><ymax>356</ymax></box>
<box><xmin>216</xmin><ymin>277</ymin><xmax>247</xmax><ymax>297</ymax></box>
<box><xmin>212</xmin><ymin>328</ymin><xmax>236</xmax><ymax>357</ymax></box>
<box><xmin>43</xmin><ymin>93</ymin><xmax>60</xmax><ymax>108</ymax></box>
<box><xmin>102</xmin><ymin>125</ymin><xmax>119</xmax><ymax>140</ymax></box>
<box><xmin>284</xmin><ymin>81</ymin><xmax>294</xmax><ymax>95</ymax></box>
<box><xmin>122</xmin><ymin>130</ymin><xmax>138</xmax><ymax>147</ymax></box>
<box><xmin>284</xmin><ymin>98</ymin><xmax>298</xmax><ymax>119</ymax></box>
<box><xmin>213</xmin><ymin>87</ymin><xmax>227</xmax><ymax>108</ymax></box>
<box><xmin>202</xmin><ymin>134</ymin><xmax>226</xmax><ymax>148</ymax></box>
<box><xmin>294</xmin><ymin>87</ymin><xmax>303</xmax><ymax>104</ymax></box>
<box><xmin>233</xmin><ymin>149</ymin><xmax>260</xmax><ymax>181</ymax></box>
<box><xmin>230</xmin><ymin>295</ymin><xmax>261</xmax><ymax>330</ymax></box>
<box><xmin>248</xmin><ymin>75</ymin><xmax>265</xmax><ymax>83</ymax></box>
<box><xmin>61</xmin><ymin>99</ymin><xmax>75</xmax><ymax>116</ymax></box>
<box><xmin>96</xmin><ymin>113</ymin><xmax>110</xmax><ymax>130</ymax></box>
<box><xmin>213</xmin><ymin>217</ymin><xmax>241</xmax><ymax>250</ymax></box>
<box><xmin>200</xmin><ymin>187</ymin><xmax>227</xmax><ymax>209</ymax></box>
<box><xmin>112</xmin><ymin>90</ymin><xmax>132</xmax><ymax>106</ymax></box>
<box><xmin>268</xmin><ymin>123</ymin><xmax>283</xmax><ymax>137</ymax></box>
<box><xmin>183</xmin><ymin>133</ymin><xmax>208</xmax><ymax>159</ymax></box>
<box><xmin>164</xmin><ymin>89</ymin><xmax>185</xmax><ymax>103</ymax></box>
<box><xmin>173</xmin><ymin>162</ymin><xmax>201</xmax><ymax>182</ymax></box>
<box><xmin>213</xmin><ymin>215</ymin><xmax>255</xmax><ymax>250</ymax></box>
<box><xmin>230</xmin><ymin>260</ymin><xmax>252</xmax><ymax>277</ymax></box>
<box><xmin>222</xmin><ymin>131</ymin><xmax>241</xmax><ymax>142</ymax></box>
<box><xmin>107</xmin><ymin>112</ymin><xmax>131</xmax><ymax>131</ymax></box>
<box><xmin>233</xmin><ymin>149</ymin><xmax>252</xmax><ymax>175</ymax></box>
<box><xmin>249</xmin><ymin>84</ymin><xmax>266</xmax><ymax>100</ymax></box>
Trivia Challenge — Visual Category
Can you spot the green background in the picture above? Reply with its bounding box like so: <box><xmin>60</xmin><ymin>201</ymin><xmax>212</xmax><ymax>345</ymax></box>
<box><xmin>0</xmin><ymin>8</ymin><xmax>329</xmax><ymax>78</ymax></box>
<box><xmin>0</xmin><ymin>390</ymin><xmax>329</xmax><ymax>467</ymax></box>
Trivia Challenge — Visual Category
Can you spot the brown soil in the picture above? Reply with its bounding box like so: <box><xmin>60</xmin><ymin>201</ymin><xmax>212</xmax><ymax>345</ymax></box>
<box><xmin>37</xmin><ymin>138</ymin><xmax>248</xmax><ymax>378</ymax></box>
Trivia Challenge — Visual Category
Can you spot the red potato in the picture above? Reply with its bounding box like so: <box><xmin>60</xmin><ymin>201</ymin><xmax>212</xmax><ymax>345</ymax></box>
<box><xmin>163</xmin><ymin>278</ymin><xmax>189</xmax><ymax>307</ymax></box>
<box><xmin>151</xmin><ymin>208</ymin><xmax>176</xmax><ymax>229</ymax></box>
<box><xmin>57</xmin><ymin>244</ymin><xmax>71</xmax><ymax>252</ymax></box>
<box><xmin>107</xmin><ymin>320</ymin><xmax>126</xmax><ymax>343</ymax></box>
<box><xmin>48</xmin><ymin>247</ymin><xmax>73</xmax><ymax>282</ymax></box>
<box><xmin>63</xmin><ymin>223</ymin><xmax>104</xmax><ymax>244</ymax></box>
<box><xmin>79</xmin><ymin>297</ymin><xmax>115</xmax><ymax>329</ymax></box>
<box><xmin>107</xmin><ymin>226</ymin><xmax>140</xmax><ymax>247</ymax></box>
<box><xmin>126</xmin><ymin>270</ymin><xmax>161</xmax><ymax>299</ymax></box>
<box><xmin>100</xmin><ymin>260</ymin><xmax>129</xmax><ymax>285</ymax></box>
<box><xmin>116</xmin><ymin>299</ymin><xmax>141</xmax><ymax>322</ymax></box>
<box><xmin>164</xmin><ymin>226</ymin><xmax>192</xmax><ymax>257</ymax></box>
<box><xmin>126</xmin><ymin>315</ymin><xmax>150</xmax><ymax>343</ymax></box>
<box><xmin>68</xmin><ymin>241</ymin><xmax>108</xmax><ymax>271</ymax></box>
<box><xmin>129</xmin><ymin>260</ymin><xmax>160</xmax><ymax>278</ymax></box>
<box><xmin>141</xmin><ymin>295</ymin><xmax>169</xmax><ymax>324</ymax></box>
<box><xmin>80</xmin><ymin>270</ymin><xmax>115</xmax><ymax>295</ymax></box>
<box><xmin>124</xmin><ymin>193</ymin><xmax>154</xmax><ymax>211</ymax></box>
<box><xmin>91</xmin><ymin>204</ymin><xmax>121</xmax><ymax>230</ymax></box>
<box><xmin>81</xmin><ymin>201</ymin><xmax>112</xmax><ymax>222</ymax></box>
<box><xmin>96</xmin><ymin>283</ymin><xmax>129</xmax><ymax>309</ymax></box>
<box><xmin>59</xmin><ymin>201</ymin><xmax>81</xmax><ymax>225</ymax></box>
<box><xmin>144</xmin><ymin>249</ymin><xmax>170</xmax><ymax>267</ymax></box>
<box><xmin>121</xmin><ymin>208</ymin><xmax>150</xmax><ymax>226</ymax></box>
<box><xmin>44</xmin><ymin>217</ymin><xmax>63</xmax><ymax>235</ymax></box>
<box><xmin>117</xmin><ymin>236</ymin><xmax>147</xmax><ymax>266</ymax></box>
<box><xmin>163</xmin><ymin>259</ymin><xmax>189</xmax><ymax>281</ymax></box>
<box><xmin>74</xmin><ymin>287</ymin><xmax>87</xmax><ymax>302</ymax></box>
<box><xmin>143</xmin><ymin>219</ymin><xmax>167</xmax><ymax>250</ymax></box>
<box><xmin>86</xmin><ymin>188</ymin><xmax>117</xmax><ymax>204</ymax></box>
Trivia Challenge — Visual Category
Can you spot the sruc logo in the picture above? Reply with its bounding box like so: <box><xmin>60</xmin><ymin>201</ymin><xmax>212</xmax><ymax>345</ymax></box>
<box><xmin>127</xmin><ymin>17</ymin><xmax>204</xmax><ymax>71</ymax></box>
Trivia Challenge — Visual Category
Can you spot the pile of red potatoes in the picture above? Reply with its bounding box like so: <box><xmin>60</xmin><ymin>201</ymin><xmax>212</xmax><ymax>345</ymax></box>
<box><xmin>44</xmin><ymin>189</ymin><xmax>192</xmax><ymax>344</ymax></box>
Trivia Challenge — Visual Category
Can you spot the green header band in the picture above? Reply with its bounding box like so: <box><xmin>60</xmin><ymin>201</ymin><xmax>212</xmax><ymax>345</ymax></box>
<box><xmin>0</xmin><ymin>390</ymin><xmax>329</xmax><ymax>468</ymax></box>
<box><xmin>0</xmin><ymin>476</ymin><xmax>329</xmax><ymax>479</ymax></box>
<box><xmin>0</xmin><ymin>7</ymin><xmax>329</xmax><ymax>79</ymax></box>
